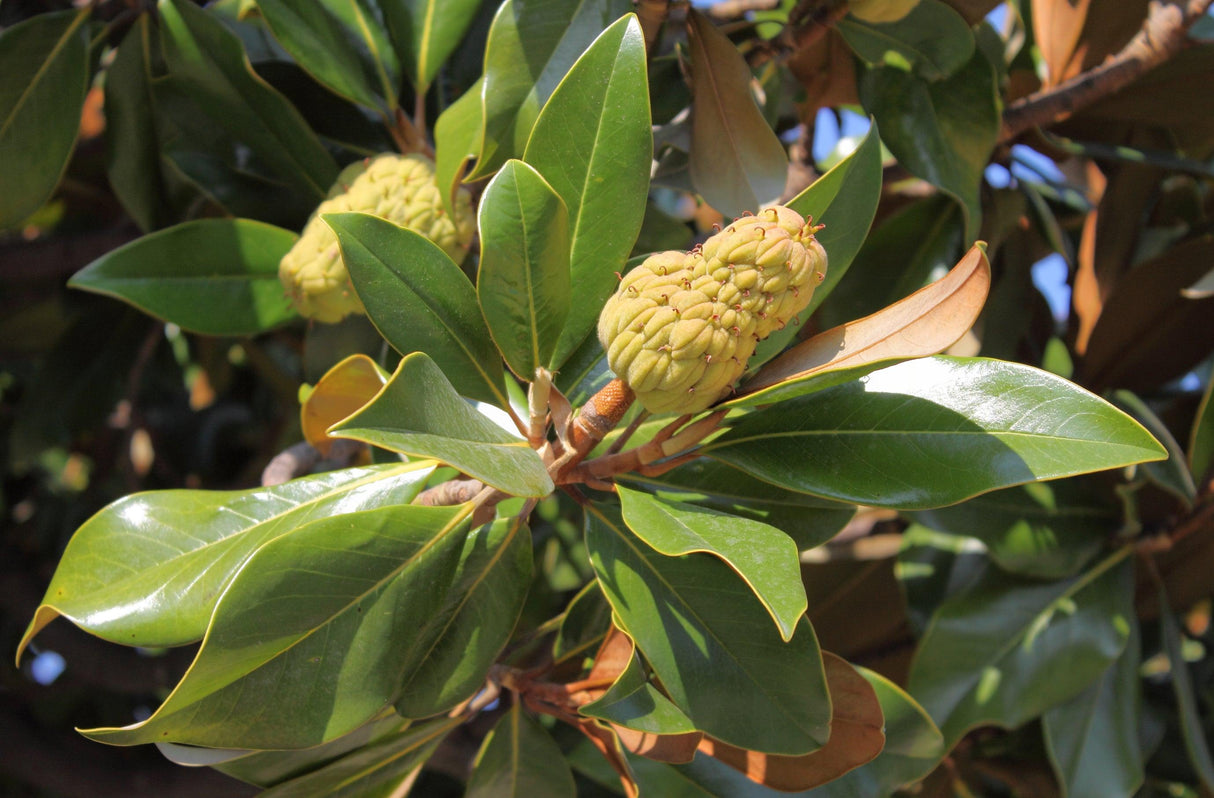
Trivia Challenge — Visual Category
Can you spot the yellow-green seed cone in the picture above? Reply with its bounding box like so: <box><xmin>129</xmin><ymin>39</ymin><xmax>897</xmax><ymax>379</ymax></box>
<box><xmin>279</xmin><ymin>153</ymin><xmax>476</xmax><ymax>323</ymax></box>
<box><xmin>597</xmin><ymin>206</ymin><xmax>827</xmax><ymax>414</ymax></box>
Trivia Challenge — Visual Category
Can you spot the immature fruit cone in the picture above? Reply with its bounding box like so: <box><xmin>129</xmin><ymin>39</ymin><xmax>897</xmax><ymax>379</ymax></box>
<box><xmin>597</xmin><ymin>206</ymin><xmax>827</xmax><ymax>414</ymax></box>
<box><xmin>279</xmin><ymin>153</ymin><xmax>476</xmax><ymax>323</ymax></box>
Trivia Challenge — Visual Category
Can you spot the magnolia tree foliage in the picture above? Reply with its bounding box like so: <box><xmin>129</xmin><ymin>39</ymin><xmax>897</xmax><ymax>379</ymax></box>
<box><xmin>3</xmin><ymin>0</ymin><xmax>1214</xmax><ymax>796</ymax></box>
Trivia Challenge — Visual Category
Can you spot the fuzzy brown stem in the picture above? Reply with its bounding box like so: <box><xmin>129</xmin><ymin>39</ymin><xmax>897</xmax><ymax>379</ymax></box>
<box><xmin>560</xmin><ymin>379</ymin><xmax>636</xmax><ymax>476</ymax></box>
<box><xmin>1001</xmin><ymin>0</ymin><xmax>1213</xmax><ymax>142</ymax></box>
<box><xmin>413</xmin><ymin>477</ymin><xmax>486</xmax><ymax>506</ymax></box>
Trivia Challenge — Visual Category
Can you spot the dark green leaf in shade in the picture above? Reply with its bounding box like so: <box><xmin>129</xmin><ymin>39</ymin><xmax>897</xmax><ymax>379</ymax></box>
<box><xmin>0</xmin><ymin>8</ymin><xmax>89</xmax><ymax>230</ymax></box>
<box><xmin>1159</xmin><ymin>589</ymin><xmax>1214</xmax><ymax>792</ymax></box>
<box><xmin>815</xmin><ymin>194</ymin><xmax>963</xmax><ymax>331</ymax></box>
<box><xmin>17</xmin><ymin>462</ymin><xmax>435</xmax><ymax>658</ymax></box>
<box><xmin>752</xmin><ymin>124</ymin><xmax>883</xmax><ymax>367</ymax></box>
<box><xmin>907</xmin><ymin>552</ymin><xmax>1134</xmax><ymax>746</ymax></box>
<box><xmin>383</xmin><ymin>0</ymin><xmax>482</xmax><ymax>94</ymax></box>
<box><xmin>81</xmin><ymin>506</ymin><xmax>528</xmax><ymax>748</ymax></box>
<box><xmin>582</xmin><ymin>646</ymin><xmax>698</xmax><ymax>734</ymax></box>
<box><xmin>702</xmin><ymin>357</ymin><xmax>1167</xmax><ymax>510</ymax></box>
<box><xmin>477</xmin><ymin>160</ymin><xmax>572</xmax><ymax>379</ymax></box>
<box><xmin>616</xmin><ymin>486</ymin><xmax>807</xmax><ymax>641</ymax></box>
<box><xmin>632</xmin><ymin>199</ymin><xmax>694</xmax><ymax>255</ymax></box>
<box><xmin>467</xmin><ymin>701</ymin><xmax>577</xmax><ymax>798</ymax></box>
<box><xmin>331</xmin><ymin>352</ymin><xmax>552</xmax><ymax>497</ymax></box>
<box><xmin>553</xmin><ymin>330</ymin><xmax>613</xmax><ymax>409</ymax></box>
<box><xmin>255</xmin><ymin>715</ymin><xmax>460</xmax><ymax>797</ymax></box>
<box><xmin>685</xmin><ymin>9</ymin><xmax>788</xmax><ymax>217</ymax></box>
<box><xmin>896</xmin><ymin>524</ymin><xmax>990</xmax><ymax>637</ymax></box>
<box><xmin>859</xmin><ymin>48</ymin><xmax>999</xmax><ymax>240</ymax></box>
<box><xmin>1112</xmin><ymin>389</ymin><xmax>1197</xmax><ymax>507</ymax></box>
<box><xmin>1191</xmin><ymin>375</ymin><xmax>1214</xmax><ymax>482</ymax></box>
<box><xmin>585</xmin><ymin>503</ymin><xmax>831</xmax><ymax>755</ymax></box>
<box><xmin>256</xmin><ymin>0</ymin><xmax>402</xmax><ymax>112</ymax></box>
<box><xmin>68</xmin><ymin>219</ymin><xmax>299</xmax><ymax>336</ymax></box>
<box><xmin>434</xmin><ymin>77</ymin><xmax>483</xmax><ymax>217</ymax></box>
<box><xmin>257</xmin><ymin>61</ymin><xmax>397</xmax><ymax>157</ymax></box>
<box><xmin>1043</xmin><ymin>616</ymin><xmax>1145</xmax><ymax>798</ymax></box>
<box><xmin>523</xmin><ymin>14</ymin><xmax>652</xmax><ymax>370</ymax></box>
<box><xmin>157</xmin><ymin>0</ymin><xmax>338</xmax><ymax>201</ymax></box>
<box><xmin>553</xmin><ymin>581</ymin><xmax>613</xmax><ymax>665</ymax></box>
<box><xmin>324</xmin><ymin>211</ymin><xmax>506</xmax><ymax>406</ymax></box>
<box><xmin>471</xmin><ymin>0</ymin><xmax>632</xmax><ymax>180</ymax></box>
<box><xmin>622</xmin><ymin>458</ymin><xmax>856</xmax><ymax>552</ymax></box>
<box><xmin>911</xmin><ymin>479</ymin><xmax>1119</xmax><ymax>579</ymax></box>
<box><xmin>838</xmin><ymin>0</ymin><xmax>974</xmax><ymax>81</ymax></box>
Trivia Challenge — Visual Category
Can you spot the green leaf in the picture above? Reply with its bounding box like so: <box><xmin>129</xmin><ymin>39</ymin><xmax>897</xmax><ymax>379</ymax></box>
<box><xmin>434</xmin><ymin>77</ymin><xmax>483</xmax><ymax>218</ymax></box>
<box><xmin>1112</xmin><ymin>389</ymin><xmax>1197</xmax><ymax>507</ymax></box>
<box><xmin>325</xmin><ymin>211</ymin><xmax>506</xmax><ymax>406</ymax></box>
<box><xmin>702</xmin><ymin>357</ymin><xmax>1167</xmax><ymax>510</ymax></box>
<box><xmin>839</xmin><ymin>0</ymin><xmax>974</xmax><ymax>81</ymax></box>
<box><xmin>158</xmin><ymin>0</ymin><xmax>338</xmax><ymax>201</ymax></box>
<box><xmin>911</xmin><ymin>479</ymin><xmax>1118</xmax><ymax>579</ymax></box>
<box><xmin>16</xmin><ymin>462</ymin><xmax>435</xmax><ymax>659</ymax></box>
<box><xmin>1191</xmin><ymin>375</ymin><xmax>1214</xmax><ymax>482</ymax></box>
<box><xmin>553</xmin><ymin>581</ymin><xmax>612</xmax><ymax>664</ymax></box>
<box><xmin>477</xmin><ymin>160</ymin><xmax>572</xmax><ymax>379</ymax></box>
<box><xmin>257</xmin><ymin>715</ymin><xmax>460</xmax><ymax>797</ymax></box>
<box><xmin>685</xmin><ymin>9</ymin><xmax>788</xmax><ymax>217</ymax></box>
<box><xmin>470</xmin><ymin>0</ymin><xmax>631</xmax><ymax>180</ymax></box>
<box><xmin>859</xmin><ymin>49</ymin><xmax>999</xmax><ymax>240</ymax></box>
<box><xmin>1043</xmin><ymin>617</ymin><xmax>1144</xmax><ymax>798</ymax></box>
<box><xmin>616</xmin><ymin>486</ymin><xmax>807</xmax><ymax>641</ymax></box>
<box><xmin>68</xmin><ymin>219</ymin><xmax>299</xmax><ymax>336</ymax></box>
<box><xmin>256</xmin><ymin>0</ymin><xmax>402</xmax><ymax>112</ymax></box>
<box><xmin>622</xmin><ymin>458</ymin><xmax>856</xmax><ymax>552</ymax></box>
<box><xmin>467</xmin><ymin>702</ymin><xmax>577</xmax><ymax>798</ymax></box>
<box><xmin>331</xmin><ymin>352</ymin><xmax>553</xmax><ymax>497</ymax></box>
<box><xmin>82</xmin><ymin>506</ymin><xmax>528</xmax><ymax>748</ymax></box>
<box><xmin>907</xmin><ymin>552</ymin><xmax>1134</xmax><ymax>746</ymax></box>
<box><xmin>582</xmin><ymin>646</ymin><xmax>698</xmax><ymax>734</ymax></box>
<box><xmin>0</xmin><ymin>8</ymin><xmax>89</xmax><ymax>230</ymax></box>
<box><xmin>383</xmin><ymin>0</ymin><xmax>482</xmax><ymax>94</ymax></box>
<box><xmin>523</xmin><ymin>14</ymin><xmax>652</xmax><ymax>370</ymax></box>
<box><xmin>1160</xmin><ymin>589</ymin><xmax>1214</xmax><ymax>792</ymax></box>
<box><xmin>585</xmin><ymin>503</ymin><xmax>831</xmax><ymax>755</ymax></box>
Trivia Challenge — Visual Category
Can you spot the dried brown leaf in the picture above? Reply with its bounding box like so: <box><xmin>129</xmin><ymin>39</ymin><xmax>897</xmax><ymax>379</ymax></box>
<box><xmin>612</xmin><ymin>724</ymin><xmax>703</xmax><ymax>763</ymax></box>
<box><xmin>1032</xmin><ymin>0</ymin><xmax>1093</xmax><ymax>88</ymax></box>
<box><xmin>740</xmin><ymin>244</ymin><xmax>991</xmax><ymax>395</ymax></box>
<box><xmin>696</xmin><ymin>652</ymin><xmax>885</xmax><ymax>791</ymax></box>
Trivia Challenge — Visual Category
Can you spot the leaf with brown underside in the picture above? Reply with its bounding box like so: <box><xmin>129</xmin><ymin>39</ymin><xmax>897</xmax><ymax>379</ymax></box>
<box><xmin>301</xmin><ymin>354</ymin><xmax>388</xmax><ymax>455</ymax></box>
<box><xmin>696</xmin><ymin>652</ymin><xmax>885</xmax><ymax>791</ymax></box>
<box><xmin>1032</xmin><ymin>0</ymin><xmax>1092</xmax><ymax>87</ymax></box>
<box><xmin>575</xmin><ymin>718</ymin><xmax>639</xmax><ymax>798</ymax></box>
<box><xmin>734</xmin><ymin>244</ymin><xmax>990</xmax><ymax>403</ymax></box>
<box><xmin>612</xmin><ymin>725</ymin><xmax>703</xmax><ymax>764</ymax></box>
<box><xmin>588</xmin><ymin>624</ymin><xmax>635</xmax><ymax>683</ymax></box>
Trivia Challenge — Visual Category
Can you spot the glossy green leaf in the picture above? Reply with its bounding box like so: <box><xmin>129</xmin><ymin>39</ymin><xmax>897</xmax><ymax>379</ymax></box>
<box><xmin>1043</xmin><ymin>617</ymin><xmax>1144</xmax><ymax>798</ymax></box>
<box><xmin>623</xmin><ymin>458</ymin><xmax>856</xmax><ymax>552</ymax></box>
<box><xmin>859</xmin><ymin>49</ymin><xmax>999</xmax><ymax>240</ymax></box>
<box><xmin>702</xmin><ymin>357</ymin><xmax>1167</xmax><ymax>510</ymax></box>
<box><xmin>434</xmin><ymin>77</ymin><xmax>483</xmax><ymax>218</ymax></box>
<box><xmin>467</xmin><ymin>701</ymin><xmax>577</xmax><ymax>798</ymax></box>
<box><xmin>686</xmin><ymin>9</ymin><xmax>788</xmax><ymax>217</ymax></box>
<box><xmin>582</xmin><ymin>646</ymin><xmax>698</xmax><ymax>734</ymax></box>
<box><xmin>83</xmin><ymin>505</ymin><xmax>528</xmax><ymax>748</ymax></box>
<box><xmin>839</xmin><ymin>0</ymin><xmax>974</xmax><ymax>81</ymax></box>
<box><xmin>1160</xmin><ymin>590</ymin><xmax>1214</xmax><ymax>791</ymax></box>
<box><xmin>585</xmin><ymin>503</ymin><xmax>831</xmax><ymax>755</ymax></box>
<box><xmin>553</xmin><ymin>581</ymin><xmax>613</xmax><ymax>665</ymax></box>
<box><xmin>68</xmin><ymin>219</ymin><xmax>299</xmax><ymax>336</ymax></box>
<box><xmin>325</xmin><ymin>211</ymin><xmax>506</xmax><ymax>406</ymax></box>
<box><xmin>158</xmin><ymin>0</ymin><xmax>338</xmax><ymax>201</ymax></box>
<box><xmin>912</xmin><ymin>479</ymin><xmax>1118</xmax><ymax>579</ymax></box>
<box><xmin>477</xmin><ymin>160</ymin><xmax>571</xmax><ymax>378</ymax></box>
<box><xmin>1190</xmin><ymin>375</ymin><xmax>1214</xmax><ymax>481</ymax></box>
<box><xmin>616</xmin><ymin>486</ymin><xmax>807</xmax><ymax>641</ymax></box>
<box><xmin>523</xmin><ymin>14</ymin><xmax>652</xmax><ymax>370</ymax></box>
<box><xmin>471</xmin><ymin>0</ymin><xmax>631</xmax><ymax>180</ymax></box>
<box><xmin>908</xmin><ymin>553</ymin><xmax>1134</xmax><ymax>745</ymax></box>
<box><xmin>17</xmin><ymin>462</ymin><xmax>435</xmax><ymax>659</ymax></box>
<box><xmin>256</xmin><ymin>0</ymin><xmax>401</xmax><ymax>111</ymax></box>
<box><xmin>383</xmin><ymin>0</ymin><xmax>481</xmax><ymax>94</ymax></box>
<box><xmin>331</xmin><ymin>352</ymin><xmax>552</xmax><ymax>497</ymax></box>
<box><xmin>257</xmin><ymin>715</ymin><xmax>460</xmax><ymax>797</ymax></box>
<box><xmin>1112</xmin><ymin>389</ymin><xmax>1197</xmax><ymax>507</ymax></box>
<box><xmin>0</xmin><ymin>8</ymin><xmax>89</xmax><ymax>230</ymax></box>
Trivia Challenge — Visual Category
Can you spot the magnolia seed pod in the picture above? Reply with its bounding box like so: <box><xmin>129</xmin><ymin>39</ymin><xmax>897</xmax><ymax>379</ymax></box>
<box><xmin>279</xmin><ymin>153</ymin><xmax>476</xmax><ymax>323</ymax></box>
<box><xmin>598</xmin><ymin>206</ymin><xmax>827</xmax><ymax>414</ymax></box>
